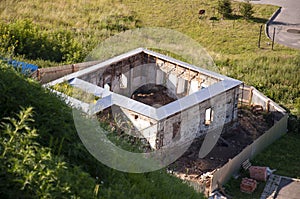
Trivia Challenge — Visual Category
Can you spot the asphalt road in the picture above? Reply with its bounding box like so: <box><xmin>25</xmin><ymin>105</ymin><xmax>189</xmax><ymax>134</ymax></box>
<box><xmin>249</xmin><ymin>0</ymin><xmax>300</xmax><ymax>49</ymax></box>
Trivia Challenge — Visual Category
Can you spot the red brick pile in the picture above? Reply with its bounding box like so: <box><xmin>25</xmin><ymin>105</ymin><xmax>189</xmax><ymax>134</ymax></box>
<box><xmin>240</xmin><ymin>178</ymin><xmax>257</xmax><ymax>193</ymax></box>
<box><xmin>249</xmin><ymin>166</ymin><xmax>267</xmax><ymax>181</ymax></box>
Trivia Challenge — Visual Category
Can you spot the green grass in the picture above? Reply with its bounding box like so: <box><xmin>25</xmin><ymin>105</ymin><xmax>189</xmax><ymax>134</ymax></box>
<box><xmin>253</xmin><ymin>132</ymin><xmax>300</xmax><ymax>179</ymax></box>
<box><xmin>225</xmin><ymin>175</ymin><xmax>266</xmax><ymax>199</ymax></box>
<box><xmin>1</xmin><ymin>0</ymin><xmax>298</xmax><ymax>114</ymax></box>
<box><xmin>51</xmin><ymin>81</ymin><xmax>100</xmax><ymax>103</ymax></box>
<box><xmin>0</xmin><ymin>0</ymin><xmax>140</xmax><ymax>46</ymax></box>
<box><xmin>0</xmin><ymin>62</ymin><xmax>205</xmax><ymax>198</ymax></box>
<box><xmin>225</xmin><ymin>132</ymin><xmax>300</xmax><ymax>198</ymax></box>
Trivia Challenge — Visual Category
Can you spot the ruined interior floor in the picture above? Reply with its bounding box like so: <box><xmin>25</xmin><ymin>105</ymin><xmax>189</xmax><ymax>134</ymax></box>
<box><xmin>131</xmin><ymin>84</ymin><xmax>177</xmax><ymax>107</ymax></box>
<box><xmin>168</xmin><ymin>107</ymin><xmax>273</xmax><ymax>180</ymax></box>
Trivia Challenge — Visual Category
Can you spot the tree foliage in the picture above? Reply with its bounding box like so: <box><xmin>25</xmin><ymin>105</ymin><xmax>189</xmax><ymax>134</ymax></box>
<box><xmin>240</xmin><ymin>1</ymin><xmax>254</xmax><ymax>20</ymax></box>
<box><xmin>217</xmin><ymin>0</ymin><xmax>233</xmax><ymax>18</ymax></box>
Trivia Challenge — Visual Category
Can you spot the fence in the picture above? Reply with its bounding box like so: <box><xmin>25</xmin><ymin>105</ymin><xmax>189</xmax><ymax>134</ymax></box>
<box><xmin>31</xmin><ymin>60</ymin><xmax>102</xmax><ymax>84</ymax></box>
<box><xmin>207</xmin><ymin>85</ymin><xmax>288</xmax><ymax>194</ymax></box>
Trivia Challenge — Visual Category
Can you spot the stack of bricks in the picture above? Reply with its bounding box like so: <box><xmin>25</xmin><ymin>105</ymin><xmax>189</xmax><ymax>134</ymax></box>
<box><xmin>240</xmin><ymin>178</ymin><xmax>257</xmax><ymax>193</ymax></box>
<box><xmin>249</xmin><ymin>166</ymin><xmax>267</xmax><ymax>181</ymax></box>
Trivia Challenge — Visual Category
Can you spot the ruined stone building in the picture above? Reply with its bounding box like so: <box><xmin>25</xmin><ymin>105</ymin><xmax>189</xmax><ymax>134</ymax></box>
<box><xmin>47</xmin><ymin>48</ymin><xmax>242</xmax><ymax>149</ymax></box>
<box><xmin>45</xmin><ymin>48</ymin><xmax>287</xmax><ymax>196</ymax></box>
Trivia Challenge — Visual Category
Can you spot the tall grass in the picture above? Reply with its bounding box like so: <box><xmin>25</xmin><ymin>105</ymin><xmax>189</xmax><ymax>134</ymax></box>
<box><xmin>0</xmin><ymin>0</ymin><xmax>141</xmax><ymax>65</ymax></box>
<box><xmin>0</xmin><ymin>62</ymin><xmax>205</xmax><ymax>198</ymax></box>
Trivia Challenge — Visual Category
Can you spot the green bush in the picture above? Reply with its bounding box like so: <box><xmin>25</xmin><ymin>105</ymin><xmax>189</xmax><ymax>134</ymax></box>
<box><xmin>0</xmin><ymin>20</ymin><xmax>84</xmax><ymax>63</ymax></box>
<box><xmin>240</xmin><ymin>1</ymin><xmax>254</xmax><ymax>20</ymax></box>
<box><xmin>217</xmin><ymin>0</ymin><xmax>233</xmax><ymax>19</ymax></box>
<box><xmin>0</xmin><ymin>107</ymin><xmax>95</xmax><ymax>198</ymax></box>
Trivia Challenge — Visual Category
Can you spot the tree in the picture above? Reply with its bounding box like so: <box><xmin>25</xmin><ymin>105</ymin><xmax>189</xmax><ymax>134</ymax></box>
<box><xmin>217</xmin><ymin>0</ymin><xmax>232</xmax><ymax>19</ymax></box>
<box><xmin>240</xmin><ymin>1</ymin><xmax>254</xmax><ymax>20</ymax></box>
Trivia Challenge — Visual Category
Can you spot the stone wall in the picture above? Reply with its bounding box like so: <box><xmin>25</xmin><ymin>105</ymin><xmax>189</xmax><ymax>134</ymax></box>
<box><xmin>31</xmin><ymin>60</ymin><xmax>103</xmax><ymax>84</ymax></box>
<box><xmin>77</xmin><ymin>52</ymin><xmax>221</xmax><ymax>101</ymax></box>
<box><xmin>156</xmin><ymin>86</ymin><xmax>240</xmax><ymax>149</ymax></box>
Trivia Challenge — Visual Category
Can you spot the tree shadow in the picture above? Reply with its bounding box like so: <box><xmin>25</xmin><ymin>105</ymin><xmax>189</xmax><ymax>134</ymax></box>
<box><xmin>250</xmin><ymin>17</ymin><xmax>268</xmax><ymax>24</ymax></box>
<box><xmin>224</xmin><ymin>15</ymin><xmax>268</xmax><ymax>24</ymax></box>
<box><xmin>226</xmin><ymin>14</ymin><xmax>243</xmax><ymax>20</ymax></box>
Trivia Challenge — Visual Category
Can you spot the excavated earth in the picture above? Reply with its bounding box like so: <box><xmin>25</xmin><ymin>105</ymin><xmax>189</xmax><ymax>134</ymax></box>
<box><xmin>168</xmin><ymin>108</ymin><xmax>274</xmax><ymax>179</ymax></box>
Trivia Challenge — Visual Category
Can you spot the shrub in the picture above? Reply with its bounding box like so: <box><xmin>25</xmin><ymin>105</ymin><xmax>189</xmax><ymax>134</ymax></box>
<box><xmin>0</xmin><ymin>107</ymin><xmax>95</xmax><ymax>198</ymax></box>
<box><xmin>217</xmin><ymin>0</ymin><xmax>232</xmax><ymax>19</ymax></box>
<box><xmin>0</xmin><ymin>20</ymin><xmax>85</xmax><ymax>63</ymax></box>
<box><xmin>240</xmin><ymin>1</ymin><xmax>254</xmax><ymax>20</ymax></box>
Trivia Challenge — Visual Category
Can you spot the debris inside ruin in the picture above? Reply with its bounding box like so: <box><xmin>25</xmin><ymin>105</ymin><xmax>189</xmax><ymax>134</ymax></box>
<box><xmin>167</xmin><ymin>107</ymin><xmax>274</xmax><ymax>194</ymax></box>
<box><xmin>131</xmin><ymin>84</ymin><xmax>177</xmax><ymax>107</ymax></box>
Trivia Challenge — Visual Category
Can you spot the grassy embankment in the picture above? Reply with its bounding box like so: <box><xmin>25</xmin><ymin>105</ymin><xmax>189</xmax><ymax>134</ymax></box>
<box><xmin>0</xmin><ymin>62</ymin><xmax>204</xmax><ymax>198</ymax></box>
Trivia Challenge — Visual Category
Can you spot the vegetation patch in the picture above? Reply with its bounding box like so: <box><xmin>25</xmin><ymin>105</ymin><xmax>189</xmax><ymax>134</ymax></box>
<box><xmin>51</xmin><ymin>81</ymin><xmax>100</xmax><ymax>104</ymax></box>
<box><xmin>0</xmin><ymin>63</ymin><xmax>204</xmax><ymax>198</ymax></box>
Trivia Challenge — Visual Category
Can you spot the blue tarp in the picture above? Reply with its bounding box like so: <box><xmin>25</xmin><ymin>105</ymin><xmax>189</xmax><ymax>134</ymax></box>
<box><xmin>5</xmin><ymin>59</ymin><xmax>38</xmax><ymax>75</ymax></box>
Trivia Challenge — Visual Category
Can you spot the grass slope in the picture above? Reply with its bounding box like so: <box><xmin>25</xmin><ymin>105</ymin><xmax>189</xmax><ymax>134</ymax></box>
<box><xmin>0</xmin><ymin>62</ymin><xmax>204</xmax><ymax>198</ymax></box>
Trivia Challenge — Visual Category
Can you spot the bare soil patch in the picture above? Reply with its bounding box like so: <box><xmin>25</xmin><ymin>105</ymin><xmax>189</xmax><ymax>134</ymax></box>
<box><xmin>169</xmin><ymin>108</ymin><xmax>274</xmax><ymax>178</ymax></box>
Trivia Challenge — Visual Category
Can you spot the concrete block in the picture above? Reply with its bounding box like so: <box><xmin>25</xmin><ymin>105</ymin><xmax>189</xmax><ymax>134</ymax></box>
<box><xmin>240</xmin><ymin>178</ymin><xmax>257</xmax><ymax>193</ymax></box>
<box><xmin>249</xmin><ymin>166</ymin><xmax>267</xmax><ymax>181</ymax></box>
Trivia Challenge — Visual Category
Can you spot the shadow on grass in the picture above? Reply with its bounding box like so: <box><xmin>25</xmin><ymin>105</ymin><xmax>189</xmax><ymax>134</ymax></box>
<box><xmin>228</xmin><ymin>14</ymin><xmax>243</xmax><ymax>20</ymax></box>
<box><xmin>277</xmin><ymin>104</ymin><xmax>300</xmax><ymax>133</ymax></box>
<box><xmin>250</xmin><ymin>17</ymin><xmax>268</xmax><ymax>24</ymax></box>
<box><xmin>225</xmin><ymin>15</ymin><xmax>268</xmax><ymax>24</ymax></box>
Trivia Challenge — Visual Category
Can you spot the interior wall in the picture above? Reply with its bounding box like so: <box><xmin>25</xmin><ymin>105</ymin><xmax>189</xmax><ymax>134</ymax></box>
<box><xmin>111</xmin><ymin>63</ymin><xmax>190</xmax><ymax>100</ymax></box>
<box><xmin>110</xmin><ymin>105</ymin><xmax>158</xmax><ymax>148</ymax></box>
<box><xmin>77</xmin><ymin>52</ymin><xmax>221</xmax><ymax>102</ymax></box>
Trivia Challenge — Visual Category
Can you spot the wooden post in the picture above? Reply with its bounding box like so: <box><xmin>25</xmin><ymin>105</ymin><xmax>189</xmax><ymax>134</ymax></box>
<box><xmin>272</xmin><ymin>27</ymin><xmax>276</xmax><ymax>50</ymax></box>
<box><xmin>258</xmin><ymin>25</ymin><xmax>263</xmax><ymax>48</ymax></box>
<box><xmin>266</xmin><ymin>100</ymin><xmax>270</xmax><ymax>113</ymax></box>
<box><xmin>37</xmin><ymin>69</ymin><xmax>40</xmax><ymax>80</ymax></box>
